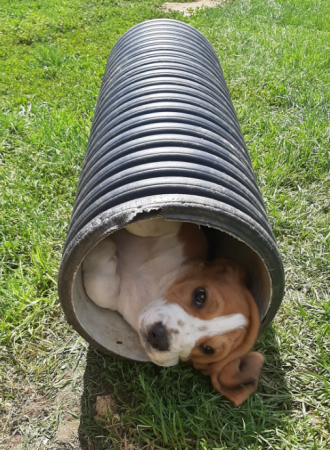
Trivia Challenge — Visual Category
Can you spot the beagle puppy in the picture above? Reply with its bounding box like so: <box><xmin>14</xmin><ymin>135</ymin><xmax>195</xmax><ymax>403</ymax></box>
<box><xmin>83</xmin><ymin>217</ymin><xmax>264</xmax><ymax>406</ymax></box>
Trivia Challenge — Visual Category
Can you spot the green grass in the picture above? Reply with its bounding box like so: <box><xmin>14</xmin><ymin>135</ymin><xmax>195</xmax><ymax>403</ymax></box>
<box><xmin>0</xmin><ymin>0</ymin><xmax>329</xmax><ymax>448</ymax></box>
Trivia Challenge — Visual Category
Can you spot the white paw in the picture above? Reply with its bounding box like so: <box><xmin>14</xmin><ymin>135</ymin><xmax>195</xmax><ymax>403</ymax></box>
<box><xmin>125</xmin><ymin>217</ymin><xmax>181</xmax><ymax>237</ymax></box>
<box><xmin>83</xmin><ymin>237</ymin><xmax>120</xmax><ymax>309</ymax></box>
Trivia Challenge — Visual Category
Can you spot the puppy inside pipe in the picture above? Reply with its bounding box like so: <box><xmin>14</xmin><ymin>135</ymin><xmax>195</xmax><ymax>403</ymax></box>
<box><xmin>83</xmin><ymin>216</ymin><xmax>264</xmax><ymax>406</ymax></box>
<box><xmin>58</xmin><ymin>19</ymin><xmax>284</xmax><ymax>407</ymax></box>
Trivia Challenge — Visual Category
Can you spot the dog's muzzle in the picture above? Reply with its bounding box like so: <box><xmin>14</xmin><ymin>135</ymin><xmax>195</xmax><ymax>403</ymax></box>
<box><xmin>138</xmin><ymin>299</ymin><xmax>193</xmax><ymax>367</ymax></box>
<box><xmin>138</xmin><ymin>299</ymin><xmax>247</xmax><ymax>367</ymax></box>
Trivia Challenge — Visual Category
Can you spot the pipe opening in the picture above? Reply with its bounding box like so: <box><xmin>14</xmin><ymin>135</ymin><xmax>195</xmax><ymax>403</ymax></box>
<box><xmin>71</xmin><ymin>216</ymin><xmax>270</xmax><ymax>362</ymax></box>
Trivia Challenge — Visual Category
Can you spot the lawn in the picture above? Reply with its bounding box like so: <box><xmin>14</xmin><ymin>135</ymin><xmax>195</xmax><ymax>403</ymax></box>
<box><xmin>0</xmin><ymin>0</ymin><xmax>329</xmax><ymax>448</ymax></box>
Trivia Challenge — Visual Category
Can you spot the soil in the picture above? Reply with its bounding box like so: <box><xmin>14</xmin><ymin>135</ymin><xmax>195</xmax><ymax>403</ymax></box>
<box><xmin>162</xmin><ymin>0</ymin><xmax>223</xmax><ymax>16</ymax></box>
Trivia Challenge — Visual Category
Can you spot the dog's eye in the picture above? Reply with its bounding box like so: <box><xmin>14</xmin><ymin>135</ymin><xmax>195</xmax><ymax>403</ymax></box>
<box><xmin>200</xmin><ymin>345</ymin><xmax>215</xmax><ymax>355</ymax></box>
<box><xmin>193</xmin><ymin>287</ymin><xmax>206</xmax><ymax>308</ymax></box>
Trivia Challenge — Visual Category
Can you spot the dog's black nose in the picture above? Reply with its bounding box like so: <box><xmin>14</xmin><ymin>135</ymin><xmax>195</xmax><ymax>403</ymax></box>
<box><xmin>147</xmin><ymin>322</ymin><xmax>169</xmax><ymax>351</ymax></box>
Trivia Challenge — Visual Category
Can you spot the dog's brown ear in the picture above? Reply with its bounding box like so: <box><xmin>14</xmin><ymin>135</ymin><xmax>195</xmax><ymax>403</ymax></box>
<box><xmin>210</xmin><ymin>352</ymin><xmax>264</xmax><ymax>406</ymax></box>
<box><xmin>189</xmin><ymin>280</ymin><xmax>263</xmax><ymax>405</ymax></box>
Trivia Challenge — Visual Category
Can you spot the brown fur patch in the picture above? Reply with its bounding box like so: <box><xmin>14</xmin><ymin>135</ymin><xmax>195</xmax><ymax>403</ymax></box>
<box><xmin>166</xmin><ymin>258</ymin><xmax>263</xmax><ymax>405</ymax></box>
<box><xmin>166</xmin><ymin>259</ymin><xmax>251</xmax><ymax>321</ymax></box>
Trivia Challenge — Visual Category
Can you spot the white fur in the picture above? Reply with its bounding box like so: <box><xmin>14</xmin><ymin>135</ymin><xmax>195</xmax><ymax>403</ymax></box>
<box><xmin>83</xmin><ymin>219</ymin><xmax>187</xmax><ymax>332</ymax></box>
<box><xmin>83</xmin><ymin>218</ymin><xmax>247</xmax><ymax>367</ymax></box>
<box><xmin>83</xmin><ymin>238</ymin><xmax>120</xmax><ymax>309</ymax></box>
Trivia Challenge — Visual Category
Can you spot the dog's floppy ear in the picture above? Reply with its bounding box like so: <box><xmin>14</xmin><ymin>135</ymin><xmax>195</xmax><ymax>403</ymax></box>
<box><xmin>210</xmin><ymin>352</ymin><xmax>264</xmax><ymax>406</ymax></box>
<box><xmin>207</xmin><ymin>288</ymin><xmax>263</xmax><ymax>406</ymax></box>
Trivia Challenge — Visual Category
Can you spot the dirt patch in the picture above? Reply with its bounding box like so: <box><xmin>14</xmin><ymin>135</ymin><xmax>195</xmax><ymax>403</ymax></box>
<box><xmin>21</xmin><ymin>395</ymin><xmax>49</xmax><ymax>419</ymax></box>
<box><xmin>95</xmin><ymin>395</ymin><xmax>118</xmax><ymax>418</ymax></box>
<box><xmin>163</xmin><ymin>0</ymin><xmax>223</xmax><ymax>16</ymax></box>
<box><xmin>56</xmin><ymin>419</ymin><xmax>80</xmax><ymax>442</ymax></box>
<box><xmin>55</xmin><ymin>384</ymin><xmax>81</xmax><ymax>444</ymax></box>
<box><xmin>0</xmin><ymin>434</ymin><xmax>22</xmax><ymax>449</ymax></box>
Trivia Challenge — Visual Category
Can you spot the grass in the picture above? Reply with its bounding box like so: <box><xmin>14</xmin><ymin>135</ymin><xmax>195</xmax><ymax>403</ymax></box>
<box><xmin>0</xmin><ymin>0</ymin><xmax>329</xmax><ymax>448</ymax></box>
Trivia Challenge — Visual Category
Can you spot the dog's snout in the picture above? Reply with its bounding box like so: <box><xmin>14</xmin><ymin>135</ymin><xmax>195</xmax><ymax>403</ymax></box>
<box><xmin>147</xmin><ymin>322</ymin><xmax>169</xmax><ymax>351</ymax></box>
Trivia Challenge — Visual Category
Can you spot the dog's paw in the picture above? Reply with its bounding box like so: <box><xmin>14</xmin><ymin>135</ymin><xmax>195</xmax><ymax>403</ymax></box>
<box><xmin>83</xmin><ymin>237</ymin><xmax>120</xmax><ymax>309</ymax></box>
<box><xmin>125</xmin><ymin>217</ymin><xmax>181</xmax><ymax>237</ymax></box>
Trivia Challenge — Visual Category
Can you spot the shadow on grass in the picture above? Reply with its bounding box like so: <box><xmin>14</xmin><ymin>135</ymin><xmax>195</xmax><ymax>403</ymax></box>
<box><xmin>78</xmin><ymin>325</ymin><xmax>291</xmax><ymax>450</ymax></box>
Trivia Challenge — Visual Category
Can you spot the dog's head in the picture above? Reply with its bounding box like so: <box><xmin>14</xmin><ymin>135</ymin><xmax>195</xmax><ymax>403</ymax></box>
<box><xmin>138</xmin><ymin>259</ymin><xmax>264</xmax><ymax>406</ymax></box>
